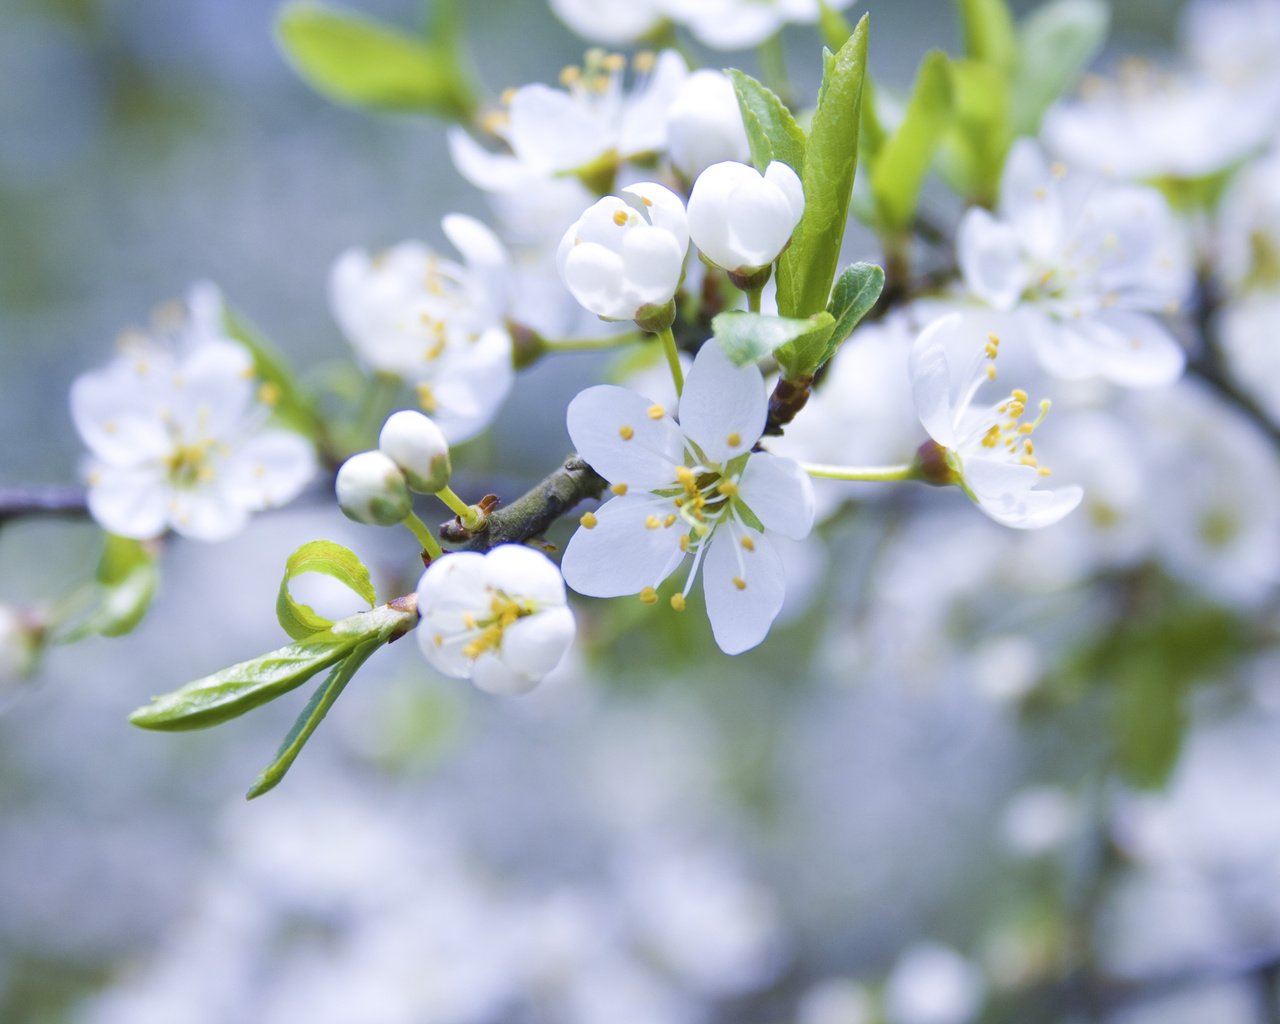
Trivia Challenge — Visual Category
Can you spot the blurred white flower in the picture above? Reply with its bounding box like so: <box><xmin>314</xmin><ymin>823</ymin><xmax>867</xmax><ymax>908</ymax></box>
<box><xmin>796</xmin><ymin>978</ymin><xmax>874</xmax><ymax>1024</ymax></box>
<box><xmin>910</xmin><ymin>314</ymin><xmax>1083</xmax><ymax>529</ymax></box>
<box><xmin>884</xmin><ymin>943</ymin><xmax>985</xmax><ymax>1024</ymax></box>
<box><xmin>334</xmin><ymin>450</ymin><xmax>411</xmax><ymax>526</ymax></box>
<box><xmin>1181</xmin><ymin>0</ymin><xmax>1280</xmax><ymax>113</ymax></box>
<box><xmin>1218</xmin><ymin>293</ymin><xmax>1280</xmax><ymax>424</ymax></box>
<box><xmin>999</xmin><ymin>785</ymin><xmax>1078</xmax><ymax>857</ymax></box>
<box><xmin>561</xmin><ymin>342</ymin><xmax>815</xmax><ymax>654</ymax></box>
<box><xmin>0</xmin><ymin>605</ymin><xmax>38</xmax><ymax>686</ymax></box>
<box><xmin>660</xmin><ymin>0</ymin><xmax>857</xmax><ymax>50</ymax></box>
<box><xmin>378</xmin><ymin>410</ymin><xmax>452</xmax><ymax>493</ymax></box>
<box><xmin>665</xmin><ymin>70</ymin><xmax>751</xmax><ymax>181</ymax></box>
<box><xmin>70</xmin><ymin>286</ymin><xmax>316</xmax><ymax>542</ymax></box>
<box><xmin>416</xmin><ymin>545</ymin><xmax>576</xmax><ymax>695</ymax></box>
<box><xmin>550</xmin><ymin>0</ymin><xmax>667</xmax><ymax>44</ymax></box>
<box><xmin>329</xmin><ymin>214</ymin><xmax>514</xmax><ymax>443</ymax></box>
<box><xmin>1214</xmin><ymin>148</ymin><xmax>1280</xmax><ymax>295</ymax></box>
<box><xmin>557</xmin><ymin>181</ymin><xmax>689</xmax><ymax>322</ymax></box>
<box><xmin>687</xmin><ymin>160</ymin><xmax>804</xmax><ymax>275</ymax></box>
<box><xmin>958</xmin><ymin>140</ymin><xmax>1190</xmax><ymax>387</ymax></box>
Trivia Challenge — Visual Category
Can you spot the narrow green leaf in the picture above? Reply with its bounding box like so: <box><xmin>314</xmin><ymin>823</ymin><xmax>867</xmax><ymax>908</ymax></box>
<box><xmin>728</xmin><ymin>69</ymin><xmax>806</xmax><ymax>176</ymax></box>
<box><xmin>712</xmin><ymin>310</ymin><xmax>834</xmax><ymax>367</ymax></box>
<box><xmin>776</xmin><ymin>15</ymin><xmax>869</xmax><ymax>321</ymax></box>
<box><xmin>89</xmin><ymin>535</ymin><xmax>158</xmax><ymax>638</ymax></box>
<box><xmin>774</xmin><ymin>312</ymin><xmax>838</xmax><ymax>378</ymax></box>
<box><xmin>858</xmin><ymin>74</ymin><xmax>886</xmax><ymax>169</ymax></box>
<box><xmin>816</xmin><ymin>0</ymin><xmax>855</xmax><ymax>51</ymax></box>
<box><xmin>936</xmin><ymin>57</ymin><xmax>1011</xmax><ymax>205</ymax></box>
<box><xmin>1011</xmin><ymin>0</ymin><xmax>1109</xmax><ymax>134</ymax></box>
<box><xmin>870</xmin><ymin>51</ymin><xmax>953</xmax><ymax>230</ymax></box>
<box><xmin>246</xmin><ymin>640</ymin><xmax>379</xmax><ymax>799</ymax></box>
<box><xmin>820</xmin><ymin>263</ymin><xmax>885</xmax><ymax>365</ymax></box>
<box><xmin>276</xmin><ymin>1</ymin><xmax>476</xmax><ymax>119</ymax></box>
<box><xmin>223</xmin><ymin>306</ymin><xmax>321</xmax><ymax>439</ymax></box>
<box><xmin>129</xmin><ymin>604</ymin><xmax>413</xmax><ymax>731</ymax></box>
<box><xmin>277</xmin><ymin>540</ymin><xmax>377</xmax><ymax>641</ymax></box>
<box><xmin>958</xmin><ymin>0</ymin><xmax>1018</xmax><ymax>74</ymax></box>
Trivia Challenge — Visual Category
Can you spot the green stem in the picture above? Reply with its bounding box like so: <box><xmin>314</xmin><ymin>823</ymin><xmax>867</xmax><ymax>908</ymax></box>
<box><xmin>542</xmin><ymin>331</ymin><xmax>646</xmax><ymax>353</ymax></box>
<box><xmin>803</xmin><ymin>462</ymin><xmax>919</xmax><ymax>483</ymax></box>
<box><xmin>747</xmin><ymin>287</ymin><xmax>763</xmax><ymax>313</ymax></box>
<box><xmin>435</xmin><ymin>485</ymin><xmax>485</xmax><ymax>531</ymax></box>
<box><xmin>403</xmin><ymin>513</ymin><xmax>444</xmax><ymax>560</ymax></box>
<box><xmin>656</xmin><ymin>326</ymin><xmax>684</xmax><ymax>396</ymax></box>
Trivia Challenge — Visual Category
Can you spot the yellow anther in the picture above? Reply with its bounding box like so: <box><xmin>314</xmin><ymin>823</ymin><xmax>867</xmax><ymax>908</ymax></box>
<box><xmin>612</xmin><ymin>209</ymin><xmax>629</xmax><ymax>226</ymax></box>
<box><xmin>479</xmin><ymin>111</ymin><xmax>510</xmax><ymax>133</ymax></box>
<box><xmin>602</xmin><ymin>52</ymin><xmax>626</xmax><ymax>72</ymax></box>
<box><xmin>1033</xmin><ymin>187</ymin><xmax>1048</xmax><ymax>200</ymax></box>
<box><xmin>726</xmin><ymin>432</ymin><xmax>741</xmax><ymax>447</ymax></box>
<box><xmin>663</xmin><ymin>514</ymin><xmax>677</xmax><ymax>527</ymax></box>
<box><xmin>717</xmin><ymin>480</ymin><xmax>739</xmax><ymax>498</ymax></box>
<box><xmin>670</xmin><ymin>593</ymin><xmax>686</xmax><ymax>611</ymax></box>
<box><xmin>257</xmin><ymin>382</ymin><xmax>280</xmax><ymax>407</ymax></box>
<box><xmin>1019</xmin><ymin>423</ymin><xmax>1035</xmax><ymax>434</ymax></box>
<box><xmin>981</xmin><ymin>425</ymin><xmax>1001</xmax><ymax>448</ymax></box>
<box><xmin>1011</xmin><ymin>388</ymin><xmax>1029</xmax><ymax>404</ymax></box>
<box><xmin>417</xmin><ymin>383</ymin><xmax>438</xmax><ymax>413</ymax></box>
<box><xmin>1020</xmin><ymin>455</ymin><xmax>1040</xmax><ymax>468</ymax></box>
<box><xmin>558</xmin><ymin>66</ymin><xmax>581</xmax><ymax>87</ymax></box>
<box><xmin>732</xmin><ymin>576</ymin><xmax>747</xmax><ymax>591</ymax></box>
<box><xmin>500</xmin><ymin>86</ymin><xmax>518</xmax><ymax>105</ymax></box>
<box><xmin>639</xmin><ymin>587</ymin><xmax>658</xmax><ymax>605</ymax></box>
<box><xmin>1007</xmin><ymin>402</ymin><xmax>1025</xmax><ymax>418</ymax></box>
<box><xmin>986</xmin><ymin>364</ymin><xmax>998</xmax><ymax>381</ymax></box>
<box><xmin>645</xmin><ymin>515</ymin><xmax>661</xmax><ymax>529</ymax></box>
<box><xmin>463</xmin><ymin>613</ymin><xmax>477</xmax><ymax>629</ymax></box>
<box><xmin>580</xmin><ymin>511</ymin><xmax>598</xmax><ymax>529</ymax></box>
<box><xmin>679</xmin><ymin>534</ymin><xmax>691</xmax><ymax>552</ymax></box>
<box><xmin>1038</xmin><ymin>466</ymin><xmax>1053</xmax><ymax>476</ymax></box>
<box><xmin>253</xmin><ymin>464</ymin><xmax>267</xmax><ymax>479</ymax></box>
<box><xmin>103</xmin><ymin>420</ymin><xmax>118</xmax><ymax>434</ymax></box>
<box><xmin>675</xmin><ymin>465</ymin><xmax>697</xmax><ymax>490</ymax></box>
<box><xmin>433</xmin><ymin>633</ymin><xmax>444</xmax><ymax>648</ymax></box>
<box><xmin>1050</xmin><ymin>161</ymin><xmax>1068</xmax><ymax>179</ymax></box>
<box><xmin>619</xmin><ymin>424</ymin><xmax>635</xmax><ymax>440</ymax></box>
<box><xmin>611</xmin><ymin>483</ymin><xmax>628</xmax><ymax>495</ymax></box>
<box><xmin>740</xmin><ymin>535</ymin><xmax>755</xmax><ymax>551</ymax></box>
<box><xmin>647</xmin><ymin>404</ymin><xmax>665</xmax><ymax>420</ymax></box>
<box><xmin>985</xmin><ymin>333</ymin><xmax>1000</xmax><ymax>356</ymax></box>
<box><xmin>641</xmin><ymin>195</ymin><xmax>653</xmax><ymax>206</ymax></box>
<box><xmin>633</xmin><ymin>50</ymin><xmax>656</xmax><ymax>73</ymax></box>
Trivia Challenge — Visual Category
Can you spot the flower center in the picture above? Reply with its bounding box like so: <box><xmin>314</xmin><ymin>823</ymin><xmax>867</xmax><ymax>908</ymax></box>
<box><xmin>967</xmin><ymin>334</ymin><xmax>1055</xmax><ymax>478</ymax></box>
<box><xmin>166</xmin><ymin>439</ymin><xmax>218</xmax><ymax>487</ymax></box>
<box><xmin>460</xmin><ymin>592</ymin><xmax>536</xmax><ymax>660</ymax></box>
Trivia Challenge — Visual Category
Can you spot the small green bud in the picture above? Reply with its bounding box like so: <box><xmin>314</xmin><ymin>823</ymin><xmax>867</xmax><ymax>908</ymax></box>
<box><xmin>378</xmin><ymin>410</ymin><xmax>452</xmax><ymax>493</ymax></box>
<box><xmin>335</xmin><ymin>451</ymin><xmax>412</xmax><ymax>525</ymax></box>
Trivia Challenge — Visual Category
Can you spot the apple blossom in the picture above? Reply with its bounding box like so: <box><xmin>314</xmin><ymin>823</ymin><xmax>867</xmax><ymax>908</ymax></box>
<box><xmin>70</xmin><ymin>288</ymin><xmax>316</xmax><ymax>542</ymax></box>
<box><xmin>665</xmin><ymin>70</ymin><xmax>752</xmax><ymax>181</ymax></box>
<box><xmin>557</xmin><ymin>181</ymin><xmax>689</xmax><ymax>323</ymax></box>
<box><xmin>335</xmin><ymin>451</ymin><xmax>412</xmax><ymax>527</ymax></box>
<box><xmin>909</xmin><ymin>314</ymin><xmax>1083</xmax><ymax>530</ymax></box>
<box><xmin>378</xmin><ymin>410</ymin><xmax>452</xmax><ymax>494</ymax></box>
<box><xmin>957</xmin><ymin>140</ymin><xmax>1191</xmax><ymax>388</ymax></box>
<box><xmin>329</xmin><ymin>214</ymin><xmax>514</xmax><ymax>443</ymax></box>
<box><xmin>687</xmin><ymin>161</ymin><xmax>804</xmax><ymax>277</ymax></box>
<box><xmin>560</xmin><ymin>342</ymin><xmax>815</xmax><ymax>654</ymax></box>
<box><xmin>416</xmin><ymin>545</ymin><xmax>576</xmax><ymax>695</ymax></box>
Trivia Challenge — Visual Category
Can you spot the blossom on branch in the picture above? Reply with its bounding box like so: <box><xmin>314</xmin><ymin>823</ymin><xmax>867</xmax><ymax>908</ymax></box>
<box><xmin>687</xmin><ymin>161</ymin><xmax>804</xmax><ymax>277</ymax></box>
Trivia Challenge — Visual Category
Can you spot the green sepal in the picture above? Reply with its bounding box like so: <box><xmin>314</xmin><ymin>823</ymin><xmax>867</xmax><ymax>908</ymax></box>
<box><xmin>776</xmin><ymin>15</ymin><xmax>869</xmax><ymax>319</ymax></box>
<box><xmin>245</xmin><ymin>639</ymin><xmax>380</xmax><ymax>799</ymax></box>
<box><xmin>277</xmin><ymin>540</ymin><xmax>377</xmax><ymax>641</ymax></box>
<box><xmin>275</xmin><ymin>1</ymin><xmax>477</xmax><ymax>119</ymax></box>
<box><xmin>712</xmin><ymin>310</ymin><xmax>834</xmax><ymax>369</ymax></box>
<box><xmin>1011</xmin><ymin>0</ymin><xmax>1109</xmax><ymax>135</ymax></box>
<box><xmin>223</xmin><ymin>306</ymin><xmax>321</xmax><ymax>440</ymax></box>
<box><xmin>869</xmin><ymin>50</ymin><xmax>953</xmax><ymax>231</ymax></box>
<box><xmin>87</xmin><ymin>535</ymin><xmax>158</xmax><ymax>638</ymax></box>
<box><xmin>728</xmin><ymin>69</ymin><xmax>806</xmax><ymax>176</ymax></box>
<box><xmin>128</xmin><ymin>603</ymin><xmax>414</xmax><ymax>731</ymax></box>
<box><xmin>820</xmin><ymin>263</ymin><xmax>885</xmax><ymax>366</ymax></box>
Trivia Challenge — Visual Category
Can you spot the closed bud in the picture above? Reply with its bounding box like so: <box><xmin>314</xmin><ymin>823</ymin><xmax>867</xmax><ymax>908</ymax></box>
<box><xmin>379</xmin><ymin>410</ymin><xmax>452</xmax><ymax>493</ymax></box>
<box><xmin>335</xmin><ymin>451</ymin><xmax>412</xmax><ymax>526</ymax></box>
<box><xmin>688</xmin><ymin>160</ymin><xmax>805</xmax><ymax>274</ymax></box>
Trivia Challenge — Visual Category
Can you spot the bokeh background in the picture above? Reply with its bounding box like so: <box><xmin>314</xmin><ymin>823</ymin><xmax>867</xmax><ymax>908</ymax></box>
<box><xmin>2</xmin><ymin>2</ymin><xmax>1275</xmax><ymax>1022</ymax></box>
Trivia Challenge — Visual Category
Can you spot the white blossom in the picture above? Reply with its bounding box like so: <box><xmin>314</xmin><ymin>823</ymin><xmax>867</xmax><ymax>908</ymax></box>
<box><xmin>378</xmin><ymin>410</ymin><xmax>451</xmax><ymax>493</ymax></box>
<box><xmin>557</xmin><ymin>181</ymin><xmax>689</xmax><ymax>322</ymax></box>
<box><xmin>909</xmin><ymin>313</ymin><xmax>1083</xmax><ymax>529</ymax></box>
<box><xmin>1219</xmin><ymin>293</ymin><xmax>1280</xmax><ymax>424</ymax></box>
<box><xmin>1214</xmin><ymin>148</ymin><xmax>1280</xmax><ymax>295</ymax></box>
<box><xmin>883</xmin><ymin>943</ymin><xmax>985</xmax><ymax>1024</ymax></box>
<box><xmin>416</xmin><ymin>545</ymin><xmax>576</xmax><ymax>695</ymax></box>
<box><xmin>660</xmin><ymin>0</ymin><xmax>857</xmax><ymax>51</ymax></box>
<box><xmin>665</xmin><ymin>70</ymin><xmax>751</xmax><ymax>181</ymax></box>
<box><xmin>549</xmin><ymin>0</ymin><xmax>667</xmax><ymax>45</ymax></box>
<box><xmin>335</xmin><ymin>450</ymin><xmax>411</xmax><ymax>526</ymax></box>
<box><xmin>1181</xmin><ymin>0</ymin><xmax>1280</xmax><ymax>115</ymax></box>
<box><xmin>957</xmin><ymin>140</ymin><xmax>1190</xmax><ymax>388</ymax></box>
<box><xmin>70</xmin><ymin>286</ymin><xmax>316</xmax><ymax>542</ymax></box>
<box><xmin>561</xmin><ymin>341</ymin><xmax>815</xmax><ymax>654</ymax></box>
<box><xmin>329</xmin><ymin>214</ymin><xmax>514</xmax><ymax>443</ymax></box>
<box><xmin>687</xmin><ymin>160</ymin><xmax>804</xmax><ymax>275</ymax></box>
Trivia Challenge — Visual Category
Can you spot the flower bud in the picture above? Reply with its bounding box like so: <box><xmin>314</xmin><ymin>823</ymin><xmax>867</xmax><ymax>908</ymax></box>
<box><xmin>378</xmin><ymin>410</ymin><xmax>452</xmax><ymax>493</ymax></box>
<box><xmin>687</xmin><ymin>160</ymin><xmax>805</xmax><ymax>274</ymax></box>
<box><xmin>335</xmin><ymin>451</ymin><xmax>412</xmax><ymax>526</ymax></box>
<box><xmin>666</xmin><ymin>70</ymin><xmax>751</xmax><ymax>181</ymax></box>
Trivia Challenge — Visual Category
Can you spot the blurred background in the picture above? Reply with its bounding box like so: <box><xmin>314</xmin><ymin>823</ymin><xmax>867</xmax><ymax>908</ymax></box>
<box><xmin>2</xmin><ymin>1</ymin><xmax>1276</xmax><ymax>1022</ymax></box>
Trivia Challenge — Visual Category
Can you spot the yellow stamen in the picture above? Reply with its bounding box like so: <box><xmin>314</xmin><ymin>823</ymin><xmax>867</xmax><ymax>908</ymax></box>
<box><xmin>639</xmin><ymin>586</ymin><xmax>658</xmax><ymax>605</ymax></box>
<box><xmin>619</xmin><ymin>424</ymin><xmax>635</xmax><ymax>440</ymax></box>
<box><xmin>740</xmin><ymin>536</ymin><xmax>755</xmax><ymax>551</ymax></box>
<box><xmin>732</xmin><ymin>576</ymin><xmax>747</xmax><ymax>591</ymax></box>
<box><xmin>417</xmin><ymin>383</ymin><xmax>438</xmax><ymax>413</ymax></box>
<box><xmin>647</xmin><ymin>404</ymin><xmax>665</xmax><ymax>420</ymax></box>
<box><xmin>611</xmin><ymin>483</ymin><xmax>628</xmax><ymax>495</ymax></box>
<box><xmin>670</xmin><ymin>593</ymin><xmax>686</xmax><ymax>611</ymax></box>
<box><xmin>612</xmin><ymin>209</ymin><xmax>629</xmax><ymax>226</ymax></box>
<box><xmin>726</xmin><ymin>432</ymin><xmax>741</xmax><ymax>447</ymax></box>
<box><xmin>580</xmin><ymin>511</ymin><xmax>598</xmax><ymax>529</ymax></box>
<box><xmin>644</xmin><ymin>515</ymin><xmax>660</xmax><ymax>529</ymax></box>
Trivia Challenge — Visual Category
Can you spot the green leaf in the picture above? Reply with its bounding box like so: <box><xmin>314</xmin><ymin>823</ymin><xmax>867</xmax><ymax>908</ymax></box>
<box><xmin>936</xmin><ymin>57</ymin><xmax>1011</xmax><ymax>205</ymax></box>
<box><xmin>776</xmin><ymin>15</ymin><xmax>869</xmax><ymax>321</ymax></box>
<box><xmin>958</xmin><ymin>0</ymin><xmax>1018</xmax><ymax>74</ymax></box>
<box><xmin>774</xmin><ymin>313</ymin><xmax>838</xmax><ymax>378</ymax></box>
<box><xmin>870</xmin><ymin>50</ymin><xmax>953</xmax><ymax>230</ymax></box>
<box><xmin>816</xmin><ymin>0</ymin><xmax>856</xmax><ymax>51</ymax></box>
<box><xmin>728</xmin><ymin>69</ymin><xmax>806</xmax><ymax>176</ymax></box>
<box><xmin>88</xmin><ymin>535</ymin><xmax>158</xmax><ymax>638</ymax></box>
<box><xmin>246</xmin><ymin>639</ymin><xmax>379</xmax><ymax>799</ymax></box>
<box><xmin>223</xmin><ymin>306</ymin><xmax>321</xmax><ymax>439</ymax></box>
<box><xmin>1011</xmin><ymin>0</ymin><xmax>1109</xmax><ymax>134</ymax></box>
<box><xmin>821</xmin><ymin>263</ymin><xmax>885</xmax><ymax>365</ymax></box>
<box><xmin>277</xmin><ymin>540</ymin><xmax>377</xmax><ymax>641</ymax></box>
<box><xmin>129</xmin><ymin>604</ymin><xmax>413</xmax><ymax>731</ymax></box>
<box><xmin>276</xmin><ymin>1</ymin><xmax>476</xmax><ymax>119</ymax></box>
<box><xmin>712</xmin><ymin>310</ymin><xmax>835</xmax><ymax>368</ymax></box>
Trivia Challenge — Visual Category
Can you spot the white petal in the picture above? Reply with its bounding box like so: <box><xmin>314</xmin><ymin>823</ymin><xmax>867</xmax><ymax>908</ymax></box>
<box><xmin>1076</xmin><ymin>310</ymin><xmax>1186</xmax><ymax>388</ymax></box>
<box><xmin>560</xmin><ymin>494</ymin><xmax>686</xmax><ymax>597</ymax></box>
<box><xmin>678</xmin><ymin>342</ymin><xmax>767</xmax><ymax>464</ymax></box>
<box><xmin>168</xmin><ymin>485</ymin><xmax>251</xmax><ymax>542</ymax></box>
<box><xmin>472</xmin><ymin>653</ymin><xmax>537</xmax><ymax>695</ymax></box>
<box><xmin>736</xmin><ymin>453</ymin><xmax>815</xmax><ymax>540</ymax></box>
<box><xmin>482</xmin><ymin>544</ymin><xmax>567</xmax><ymax>607</ymax></box>
<box><xmin>702</xmin><ymin>526</ymin><xmax>785</xmax><ymax>654</ymax></box>
<box><xmin>70</xmin><ymin>366</ymin><xmax>171</xmax><ymax>466</ymax></box>
<box><xmin>446</xmin><ymin>127</ymin><xmax>531</xmax><ymax>192</ymax></box>
<box><xmin>566</xmin><ymin>385</ymin><xmax>684</xmax><ymax>489</ymax></box>
<box><xmin>167</xmin><ymin>340</ymin><xmax>254</xmax><ymax>439</ymax></box>
<box><xmin>908</xmin><ymin>314</ymin><xmax>963</xmax><ymax>448</ymax></box>
<box><xmin>622</xmin><ymin>181</ymin><xmax>689</xmax><ymax>249</ymax></box>
<box><xmin>86</xmin><ymin>465</ymin><xmax>170</xmax><ymax>540</ymax></box>
<box><xmin>763</xmin><ymin>160</ymin><xmax>805</xmax><ymax>222</ymax></box>
<box><xmin>957</xmin><ymin>208</ymin><xmax>1029</xmax><ymax>311</ymax></box>
<box><xmin>723</xmin><ymin>174</ymin><xmax>798</xmax><ymax>269</ymax></box>
<box><xmin>500</xmin><ymin>605</ymin><xmax>575</xmax><ymax>679</ymax></box>
<box><xmin>562</xmin><ymin>242</ymin><xmax>631</xmax><ymax>320</ymax></box>
<box><xmin>507</xmin><ymin>84</ymin><xmax>603</xmax><ymax>173</ymax></box>
<box><xmin>620</xmin><ymin>225</ymin><xmax>685</xmax><ymax>307</ymax></box>
<box><xmin>221</xmin><ymin>430</ymin><xmax>316</xmax><ymax>510</ymax></box>
<box><xmin>418</xmin><ymin>552</ymin><xmax>489</xmax><ymax>630</ymax></box>
<box><xmin>424</xmin><ymin>326</ymin><xmax>514</xmax><ymax>443</ymax></box>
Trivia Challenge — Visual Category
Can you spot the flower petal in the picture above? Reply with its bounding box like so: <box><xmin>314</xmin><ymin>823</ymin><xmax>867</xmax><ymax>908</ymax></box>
<box><xmin>702</xmin><ymin>526</ymin><xmax>785</xmax><ymax>654</ymax></box>
<box><xmin>86</xmin><ymin>465</ymin><xmax>170</xmax><ymax>540</ymax></box>
<box><xmin>736</xmin><ymin>453</ymin><xmax>815</xmax><ymax>540</ymax></box>
<box><xmin>560</xmin><ymin>494</ymin><xmax>686</xmax><ymax>597</ymax></box>
<box><xmin>482</xmin><ymin>544</ymin><xmax>567</xmax><ymax>607</ymax></box>
<box><xmin>500</xmin><ymin>605</ymin><xmax>575</xmax><ymax>680</ymax></box>
<box><xmin>1075</xmin><ymin>310</ymin><xmax>1186</xmax><ymax>388</ymax></box>
<box><xmin>221</xmin><ymin>430</ymin><xmax>316</xmax><ymax>511</ymax></box>
<box><xmin>566</xmin><ymin>385</ymin><xmax>684</xmax><ymax>488</ymax></box>
<box><xmin>678</xmin><ymin>341</ymin><xmax>767</xmax><ymax>464</ymax></box>
<box><xmin>957</xmin><ymin>208</ymin><xmax>1030</xmax><ymax>311</ymax></box>
<box><xmin>908</xmin><ymin>314</ymin><xmax>963</xmax><ymax>448</ymax></box>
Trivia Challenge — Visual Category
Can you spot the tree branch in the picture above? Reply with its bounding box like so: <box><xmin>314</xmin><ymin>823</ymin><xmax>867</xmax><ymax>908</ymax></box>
<box><xmin>0</xmin><ymin>485</ymin><xmax>89</xmax><ymax>526</ymax></box>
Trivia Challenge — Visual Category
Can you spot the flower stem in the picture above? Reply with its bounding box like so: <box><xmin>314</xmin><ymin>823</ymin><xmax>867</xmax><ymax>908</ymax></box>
<box><xmin>542</xmin><ymin>331</ymin><xmax>646</xmax><ymax>353</ymax></box>
<box><xmin>403</xmin><ymin>512</ymin><xmax>444</xmax><ymax>560</ymax></box>
<box><xmin>802</xmin><ymin>462</ymin><xmax>920</xmax><ymax>483</ymax></box>
<box><xmin>656</xmin><ymin>326</ymin><xmax>684</xmax><ymax>396</ymax></box>
<box><xmin>747</xmin><ymin>287</ymin><xmax>763</xmax><ymax>313</ymax></box>
<box><xmin>435</xmin><ymin>485</ymin><xmax>486</xmax><ymax>531</ymax></box>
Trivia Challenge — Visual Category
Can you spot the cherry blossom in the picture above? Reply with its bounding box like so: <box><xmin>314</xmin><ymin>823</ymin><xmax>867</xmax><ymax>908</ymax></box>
<box><xmin>687</xmin><ymin>161</ymin><xmax>804</xmax><ymax>276</ymax></box>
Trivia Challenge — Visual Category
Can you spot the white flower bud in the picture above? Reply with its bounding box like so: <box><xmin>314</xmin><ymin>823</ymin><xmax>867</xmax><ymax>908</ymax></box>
<box><xmin>335</xmin><ymin>451</ymin><xmax>412</xmax><ymax>526</ymax></box>
<box><xmin>556</xmin><ymin>182</ymin><xmax>689</xmax><ymax>322</ymax></box>
<box><xmin>666</xmin><ymin>70</ymin><xmax>751</xmax><ymax>181</ymax></box>
<box><xmin>378</xmin><ymin>410</ymin><xmax>452</xmax><ymax>493</ymax></box>
<box><xmin>687</xmin><ymin>160</ymin><xmax>805</xmax><ymax>274</ymax></box>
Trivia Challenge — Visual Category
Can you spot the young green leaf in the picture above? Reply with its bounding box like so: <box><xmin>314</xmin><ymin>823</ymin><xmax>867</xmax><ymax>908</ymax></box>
<box><xmin>870</xmin><ymin>50</ymin><xmax>953</xmax><ymax>231</ymax></box>
<box><xmin>277</xmin><ymin>540</ymin><xmax>377</xmax><ymax>641</ymax></box>
<box><xmin>821</xmin><ymin>263</ymin><xmax>885</xmax><ymax>365</ymax></box>
<box><xmin>728</xmin><ymin>70</ymin><xmax>806</xmax><ymax>176</ymax></box>
<box><xmin>1011</xmin><ymin>0</ymin><xmax>1109</xmax><ymax>134</ymax></box>
<box><xmin>245</xmin><ymin>639</ymin><xmax>379</xmax><ymax>799</ymax></box>
<box><xmin>776</xmin><ymin>15</ymin><xmax>869</xmax><ymax>321</ymax></box>
<box><xmin>936</xmin><ymin>57</ymin><xmax>1011</xmax><ymax>206</ymax></box>
<box><xmin>712</xmin><ymin>310</ymin><xmax>835</xmax><ymax>367</ymax></box>
<box><xmin>276</xmin><ymin>1</ymin><xmax>477</xmax><ymax>119</ymax></box>
<box><xmin>87</xmin><ymin>535</ymin><xmax>158</xmax><ymax>638</ymax></box>
<box><xmin>774</xmin><ymin>312</ymin><xmax>838</xmax><ymax>378</ymax></box>
<box><xmin>129</xmin><ymin>603</ymin><xmax>414</xmax><ymax>731</ymax></box>
<box><xmin>958</xmin><ymin>0</ymin><xmax>1018</xmax><ymax>74</ymax></box>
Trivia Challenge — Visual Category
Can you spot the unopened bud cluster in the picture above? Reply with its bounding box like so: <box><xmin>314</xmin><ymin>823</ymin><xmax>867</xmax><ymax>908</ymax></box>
<box><xmin>336</xmin><ymin>411</ymin><xmax>452</xmax><ymax>526</ymax></box>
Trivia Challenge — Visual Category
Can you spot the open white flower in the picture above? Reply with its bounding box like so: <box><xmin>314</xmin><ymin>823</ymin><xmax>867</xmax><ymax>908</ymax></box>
<box><xmin>71</xmin><ymin>287</ymin><xmax>316</xmax><ymax>542</ymax></box>
<box><xmin>665</xmin><ymin>71</ymin><xmax>752</xmax><ymax>181</ymax></box>
<box><xmin>330</xmin><ymin>214</ymin><xmax>513</xmax><ymax>443</ymax></box>
<box><xmin>416</xmin><ymin>545</ymin><xmax>576</xmax><ymax>695</ymax></box>
<box><xmin>561</xmin><ymin>342</ymin><xmax>815</xmax><ymax>654</ymax></box>
<box><xmin>687</xmin><ymin>161</ymin><xmax>804</xmax><ymax>275</ymax></box>
<box><xmin>909</xmin><ymin>314</ymin><xmax>1082</xmax><ymax>530</ymax></box>
<box><xmin>557</xmin><ymin>181</ymin><xmax>689</xmax><ymax>322</ymax></box>
<box><xmin>660</xmin><ymin>0</ymin><xmax>856</xmax><ymax>51</ymax></box>
<box><xmin>550</xmin><ymin>0</ymin><xmax>667</xmax><ymax>44</ymax></box>
<box><xmin>958</xmin><ymin>140</ymin><xmax>1191</xmax><ymax>388</ymax></box>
